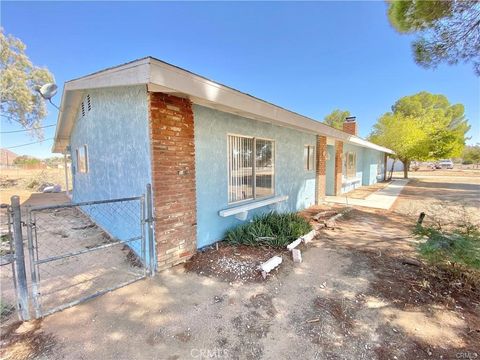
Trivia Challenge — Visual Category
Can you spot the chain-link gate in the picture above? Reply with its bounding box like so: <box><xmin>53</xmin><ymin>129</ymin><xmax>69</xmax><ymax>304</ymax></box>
<box><xmin>22</xmin><ymin>192</ymin><xmax>155</xmax><ymax>318</ymax></box>
<box><xmin>0</xmin><ymin>204</ymin><xmax>19</xmax><ymax>318</ymax></box>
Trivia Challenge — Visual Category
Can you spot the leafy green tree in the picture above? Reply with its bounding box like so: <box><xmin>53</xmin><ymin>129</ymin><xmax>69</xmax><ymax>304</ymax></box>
<box><xmin>387</xmin><ymin>0</ymin><xmax>480</xmax><ymax>75</ymax></box>
<box><xmin>323</xmin><ymin>109</ymin><xmax>351</xmax><ymax>130</ymax></box>
<box><xmin>369</xmin><ymin>91</ymin><xmax>470</xmax><ymax>178</ymax></box>
<box><xmin>0</xmin><ymin>29</ymin><xmax>54</xmax><ymax>138</ymax></box>
<box><xmin>462</xmin><ymin>144</ymin><xmax>480</xmax><ymax>167</ymax></box>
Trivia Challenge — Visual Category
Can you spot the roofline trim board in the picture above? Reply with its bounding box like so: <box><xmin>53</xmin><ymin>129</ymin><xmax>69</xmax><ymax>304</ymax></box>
<box><xmin>52</xmin><ymin>57</ymin><xmax>394</xmax><ymax>155</ymax></box>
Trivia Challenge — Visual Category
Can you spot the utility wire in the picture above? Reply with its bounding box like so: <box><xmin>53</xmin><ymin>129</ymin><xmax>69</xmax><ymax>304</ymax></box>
<box><xmin>0</xmin><ymin>124</ymin><xmax>56</xmax><ymax>134</ymax></box>
<box><xmin>4</xmin><ymin>138</ymin><xmax>54</xmax><ymax>149</ymax></box>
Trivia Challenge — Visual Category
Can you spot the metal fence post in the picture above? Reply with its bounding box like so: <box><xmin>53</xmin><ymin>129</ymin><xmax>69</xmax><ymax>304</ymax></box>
<box><xmin>146</xmin><ymin>184</ymin><xmax>155</xmax><ymax>276</ymax></box>
<box><xmin>10</xmin><ymin>196</ymin><xmax>30</xmax><ymax>320</ymax></box>
<box><xmin>140</xmin><ymin>195</ymin><xmax>147</xmax><ymax>277</ymax></box>
<box><xmin>26</xmin><ymin>209</ymin><xmax>42</xmax><ymax>318</ymax></box>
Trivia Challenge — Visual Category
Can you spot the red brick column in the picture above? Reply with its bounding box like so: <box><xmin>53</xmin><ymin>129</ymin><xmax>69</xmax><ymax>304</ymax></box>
<box><xmin>315</xmin><ymin>135</ymin><xmax>327</xmax><ymax>204</ymax></box>
<box><xmin>149</xmin><ymin>92</ymin><xmax>197</xmax><ymax>270</ymax></box>
<box><xmin>334</xmin><ymin>141</ymin><xmax>343</xmax><ymax>195</ymax></box>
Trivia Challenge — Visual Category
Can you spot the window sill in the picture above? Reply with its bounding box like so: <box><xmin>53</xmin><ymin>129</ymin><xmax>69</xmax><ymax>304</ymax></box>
<box><xmin>219</xmin><ymin>195</ymin><xmax>289</xmax><ymax>220</ymax></box>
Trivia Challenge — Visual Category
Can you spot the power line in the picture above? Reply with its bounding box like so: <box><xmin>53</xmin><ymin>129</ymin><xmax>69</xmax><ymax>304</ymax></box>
<box><xmin>5</xmin><ymin>138</ymin><xmax>54</xmax><ymax>149</ymax></box>
<box><xmin>0</xmin><ymin>124</ymin><xmax>56</xmax><ymax>134</ymax></box>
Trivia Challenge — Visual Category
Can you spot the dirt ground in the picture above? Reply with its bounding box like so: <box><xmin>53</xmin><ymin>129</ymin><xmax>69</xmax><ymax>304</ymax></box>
<box><xmin>342</xmin><ymin>181</ymin><xmax>390</xmax><ymax>199</ymax></box>
<box><xmin>1</xmin><ymin>173</ymin><xmax>479</xmax><ymax>359</ymax></box>
<box><xmin>393</xmin><ymin>174</ymin><xmax>480</xmax><ymax>225</ymax></box>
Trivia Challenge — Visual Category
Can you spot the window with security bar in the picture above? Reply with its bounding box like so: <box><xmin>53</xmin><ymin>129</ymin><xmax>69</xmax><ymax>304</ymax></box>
<box><xmin>227</xmin><ymin>135</ymin><xmax>275</xmax><ymax>203</ymax></box>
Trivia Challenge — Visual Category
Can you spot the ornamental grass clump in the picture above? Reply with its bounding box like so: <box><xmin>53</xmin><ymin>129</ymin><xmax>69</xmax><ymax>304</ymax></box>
<box><xmin>224</xmin><ymin>212</ymin><xmax>312</xmax><ymax>248</ymax></box>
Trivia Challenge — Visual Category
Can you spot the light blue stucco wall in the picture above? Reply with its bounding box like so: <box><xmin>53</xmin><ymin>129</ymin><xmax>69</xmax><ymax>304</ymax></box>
<box><xmin>70</xmin><ymin>85</ymin><xmax>152</xmax><ymax>258</ymax></box>
<box><xmin>362</xmin><ymin>148</ymin><xmax>385</xmax><ymax>185</ymax></box>
<box><xmin>194</xmin><ymin>105</ymin><xmax>317</xmax><ymax>248</ymax></box>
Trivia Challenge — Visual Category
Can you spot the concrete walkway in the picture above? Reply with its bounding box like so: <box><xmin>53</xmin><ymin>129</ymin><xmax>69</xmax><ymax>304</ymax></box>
<box><xmin>324</xmin><ymin>179</ymin><xmax>409</xmax><ymax>210</ymax></box>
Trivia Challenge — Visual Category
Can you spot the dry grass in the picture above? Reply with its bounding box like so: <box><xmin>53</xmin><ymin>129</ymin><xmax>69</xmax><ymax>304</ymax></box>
<box><xmin>0</xmin><ymin>168</ymin><xmax>71</xmax><ymax>204</ymax></box>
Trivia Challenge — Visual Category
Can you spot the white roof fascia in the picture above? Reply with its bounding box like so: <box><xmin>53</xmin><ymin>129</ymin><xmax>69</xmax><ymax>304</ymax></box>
<box><xmin>148</xmin><ymin>59</ymin><xmax>349</xmax><ymax>140</ymax></box>
<box><xmin>52</xmin><ymin>57</ymin><xmax>394</xmax><ymax>155</ymax></box>
<box><xmin>64</xmin><ymin>58</ymin><xmax>150</xmax><ymax>91</ymax></box>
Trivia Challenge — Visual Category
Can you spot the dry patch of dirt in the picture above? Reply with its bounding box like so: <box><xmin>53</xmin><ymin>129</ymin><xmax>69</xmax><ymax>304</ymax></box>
<box><xmin>0</xmin><ymin>320</ymin><xmax>57</xmax><ymax>360</ymax></box>
<box><xmin>229</xmin><ymin>293</ymin><xmax>277</xmax><ymax>359</ymax></box>
<box><xmin>365</xmin><ymin>250</ymin><xmax>479</xmax><ymax>312</ymax></box>
<box><xmin>185</xmin><ymin>243</ymin><xmax>292</xmax><ymax>283</ymax></box>
<box><xmin>344</xmin><ymin>181</ymin><xmax>391</xmax><ymax>199</ymax></box>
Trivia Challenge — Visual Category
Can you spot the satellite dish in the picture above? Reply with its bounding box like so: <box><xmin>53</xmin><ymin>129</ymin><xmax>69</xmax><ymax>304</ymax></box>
<box><xmin>35</xmin><ymin>83</ymin><xmax>60</xmax><ymax>110</ymax></box>
<box><xmin>36</xmin><ymin>83</ymin><xmax>58</xmax><ymax>100</ymax></box>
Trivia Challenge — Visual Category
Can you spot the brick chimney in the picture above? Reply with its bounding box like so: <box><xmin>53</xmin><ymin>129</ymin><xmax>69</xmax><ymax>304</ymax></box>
<box><xmin>343</xmin><ymin>116</ymin><xmax>358</xmax><ymax>136</ymax></box>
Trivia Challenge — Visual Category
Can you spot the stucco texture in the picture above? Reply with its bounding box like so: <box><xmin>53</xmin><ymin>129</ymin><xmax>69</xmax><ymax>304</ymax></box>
<box><xmin>194</xmin><ymin>105</ymin><xmax>317</xmax><ymax>248</ymax></box>
<box><xmin>69</xmin><ymin>85</ymin><xmax>151</xmax><ymax>257</ymax></box>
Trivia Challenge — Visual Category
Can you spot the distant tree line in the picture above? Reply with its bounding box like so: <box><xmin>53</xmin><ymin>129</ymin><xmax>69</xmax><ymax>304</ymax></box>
<box><xmin>462</xmin><ymin>144</ymin><xmax>480</xmax><ymax>167</ymax></box>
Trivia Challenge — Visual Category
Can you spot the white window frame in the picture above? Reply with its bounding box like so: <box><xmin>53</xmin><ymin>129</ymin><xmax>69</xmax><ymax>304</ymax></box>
<box><xmin>227</xmin><ymin>134</ymin><xmax>275</xmax><ymax>204</ymax></box>
<box><xmin>76</xmin><ymin>144</ymin><xmax>89</xmax><ymax>173</ymax></box>
<box><xmin>304</xmin><ymin>145</ymin><xmax>315</xmax><ymax>171</ymax></box>
<box><xmin>345</xmin><ymin>151</ymin><xmax>356</xmax><ymax>178</ymax></box>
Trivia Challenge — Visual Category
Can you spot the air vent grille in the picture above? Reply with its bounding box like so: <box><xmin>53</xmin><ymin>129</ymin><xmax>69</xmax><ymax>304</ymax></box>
<box><xmin>80</xmin><ymin>94</ymin><xmax>92</xmax><ymax>118</ymax></box>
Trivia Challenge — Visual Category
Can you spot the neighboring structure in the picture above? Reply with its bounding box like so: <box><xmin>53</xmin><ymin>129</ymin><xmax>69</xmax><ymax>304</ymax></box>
<box><xmin>0</xmin><ymin>148</ymin><xmax>18</xmax><ymax>168</ymax></box>
<box><xmin>52</xmin><ymin>57</ymin><xmax>393</xmax><ymax>270</ymax></box>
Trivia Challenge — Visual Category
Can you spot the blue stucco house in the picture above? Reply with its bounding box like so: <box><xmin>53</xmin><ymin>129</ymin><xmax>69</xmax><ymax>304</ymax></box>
<box><xmin>52</xmin><ymin>57</ymin><xmax>393</xmax><ymax>270</ymax></box>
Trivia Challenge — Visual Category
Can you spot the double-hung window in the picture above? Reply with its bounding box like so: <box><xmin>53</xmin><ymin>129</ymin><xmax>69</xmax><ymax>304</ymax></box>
<box><xmin>304</xmin><ymin>145</ymin><xmax>315</xmax><ymax>171</ymax></box>
<box><xmin>228</xmin><ymin>135</ymin><xmax>275</xmax><ymax>203</ymax></box>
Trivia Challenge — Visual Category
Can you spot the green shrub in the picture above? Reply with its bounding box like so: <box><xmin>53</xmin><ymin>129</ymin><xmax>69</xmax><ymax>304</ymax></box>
<box><xmin>414</xmin><ymin>224</ymin><xmax>480</xmax><ymax>270</ymax></box>
<box><xmin>225</xmin><ymin>212</ymin><xmax>312</xmax><ymax>247</ymax></box>
<box><xmin>0</xmin><ymin>299</ymin><xmax>14</xmax><ymax>319</ymax></box>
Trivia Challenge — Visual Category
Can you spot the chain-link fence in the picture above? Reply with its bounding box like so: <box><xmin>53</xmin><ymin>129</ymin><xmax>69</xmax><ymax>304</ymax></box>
<box><xmin>0</xmin><ymin>204</ymin><xmax>18</xmax><ymax>320</ymax></box>
<box><xmin>2</xmin><ymin>186</ymin><xmax>155</xmax><ymax>320</ymax></box>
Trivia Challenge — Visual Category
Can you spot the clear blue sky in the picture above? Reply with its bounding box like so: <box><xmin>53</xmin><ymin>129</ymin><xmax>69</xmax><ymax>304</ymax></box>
<box><xmin>1</xmin><ymin>1</ymin><xmax>479</xmax><ymax>158</ymax></box>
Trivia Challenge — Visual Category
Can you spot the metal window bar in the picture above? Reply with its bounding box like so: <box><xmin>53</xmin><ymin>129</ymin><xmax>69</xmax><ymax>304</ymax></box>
<box><xmin>228</xmin><ymin>135</ymin><xmax>276</xmax><ymax>203</ymax></box>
